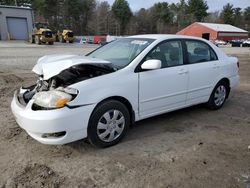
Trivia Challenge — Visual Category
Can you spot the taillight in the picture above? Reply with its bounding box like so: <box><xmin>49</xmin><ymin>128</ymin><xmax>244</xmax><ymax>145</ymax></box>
<box><xmin>237</xmin><ymin>62</ymin><xmax>239</xmax><ymax>69</ymax></box>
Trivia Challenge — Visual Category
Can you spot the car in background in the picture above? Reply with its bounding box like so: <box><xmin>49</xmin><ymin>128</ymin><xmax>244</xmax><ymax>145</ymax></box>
<box><xmin>242</xmin><ymin>39</ymin><xmax>250</xmax><ymax>47</ymax></box>
<box><xmin>214</xmin><ymin>40</ymin><xmax>227</xmax><ymax>46</ymax></box>
<box><xmin>231</xmin><ymin>39</ymin><xmax>242</xmax><ymax>47</ymax></box>
<box><xmin>11</xmin><ymin>35</ymin><xmax>239</xmax><ymax>148</ymax></box>
<box><xmin>99</xmin><ymin>38</ymin><xmax>108</xmax><ymax>46</ymax></box>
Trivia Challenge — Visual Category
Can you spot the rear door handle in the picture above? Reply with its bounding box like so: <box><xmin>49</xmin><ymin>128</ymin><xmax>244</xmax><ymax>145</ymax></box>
<box><xmin>178</xmin><ymin>69</ymin><xmax>188</xmax><ymax>75</ymax></box>
<box><xmin>213</xmin><ymin>64</ymin><xmax>220</xmax><ymax>69</ymax></box>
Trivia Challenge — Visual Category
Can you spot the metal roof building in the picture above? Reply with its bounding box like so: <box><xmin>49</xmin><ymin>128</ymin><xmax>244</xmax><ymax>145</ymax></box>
<box><xmin>0</xmin><ymin>5</ymin><xmax>33</xmax><ymax>40</ymax></box>
<box><xmin>177</xmin><ymin>22</ymin><xmax>249</xmax><ymax>41</ymax></box>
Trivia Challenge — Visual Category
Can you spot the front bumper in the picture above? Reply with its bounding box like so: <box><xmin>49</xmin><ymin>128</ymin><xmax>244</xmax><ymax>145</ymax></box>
<box><xmin>11</xmin><ymin>90</ymin><xmax>95</xmax><ymax>145</ymax></box>
<box><xmin>41</xmin><ymin>36</ymin><xmax>55</xmax><ymax>43</ymax></box>
<box><xmin>65</xmin><ymin>36</ymin><xmax>75</xmax><ymax>41</ymax></box>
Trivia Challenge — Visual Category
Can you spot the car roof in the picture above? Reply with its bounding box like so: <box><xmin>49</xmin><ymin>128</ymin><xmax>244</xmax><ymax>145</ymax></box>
<box><xmin>128</xmin><ymin>34</ymin><xmax>206</xmax><ymax>41</ymax></box>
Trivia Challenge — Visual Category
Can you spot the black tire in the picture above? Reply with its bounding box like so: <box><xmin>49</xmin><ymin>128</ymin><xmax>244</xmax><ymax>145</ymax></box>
<box><xmin>60</xmin><ymin>36</ymin><xmax>66</xmax><ymax>43</ymax></box>
<box><xmin>55</xmin><ymin>35</ymin><xmax>59</xmax><ymax>42</ymax></box>
<box><xmin>207</xmin><ymin>80</ymin><xmax>229</xmax><ymax>110</ymax></box>
<box><xmin>35</xmin><ymin>35</ymin><xmax>41</xmax><ymax>45</ymax></box>
<box><xmin>29</xmin><ymin>35</ymin><xmax>35</xmax><ymax>43</ymax></box>
<box><xmin>48</xmin><ymin>41</ymin><xmax>54</xmax><ymax>45</ymax></box>
<box><xmin>88</xmin><ymin>100</ymin><xmax>130</xmax><ymax>148</ymax></box>
<box><xmin>69</xmin><ymin>40</ymin><xmax>73</xmax><ymax>43</ymax></box>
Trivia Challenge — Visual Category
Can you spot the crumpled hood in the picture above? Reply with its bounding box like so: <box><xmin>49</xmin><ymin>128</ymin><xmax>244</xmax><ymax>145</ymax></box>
<box><xmin>32</xmin><ymin>54</ymin><xmax>111</xmax><ymax>80</ymax></box>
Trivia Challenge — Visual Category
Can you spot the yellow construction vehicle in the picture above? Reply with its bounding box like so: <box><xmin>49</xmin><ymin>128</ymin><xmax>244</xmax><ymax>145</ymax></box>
<box><xmin>57</xmin><ymin>29</ymin><xmax>75</xmax><ymax>43</ymax></box>
<box><xmin>29</xmin><ymin>23</ymin><xmax>55</xmax><ymax>45</ymax></box>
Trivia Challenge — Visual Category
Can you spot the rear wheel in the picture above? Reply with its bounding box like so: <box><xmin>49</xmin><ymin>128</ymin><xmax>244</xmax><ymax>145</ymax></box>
<box><xmin>207</xmin><ymin>81</ymin><xmax>229</xmax><ymax>110</ymax></box>
<box><xmin>60</xmin><ymin>36</ymin><xmax>66</xmax><ymax>43</ymax></box>
<box><xmin>88</xmin><ymin>100</ymin><xmax>130</xmax><ymax>148</ymax></box>
<box><xmin>48</xmin><ymin>41</ymin><xmax>54</xmax><ymax>45</ymax></box>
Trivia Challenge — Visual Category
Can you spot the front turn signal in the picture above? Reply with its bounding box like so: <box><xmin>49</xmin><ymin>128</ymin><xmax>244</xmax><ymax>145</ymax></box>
<box><xmin>55</xmin><ymin>98</ymin><xmax>69</xmax><ymax>108</ymax></box>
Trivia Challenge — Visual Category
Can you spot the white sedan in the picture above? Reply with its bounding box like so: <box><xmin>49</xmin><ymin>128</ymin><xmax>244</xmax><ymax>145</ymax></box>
<box><xmin>11</xmin><ymin>35</ymin><xmax>239</xmax><ymax>147</ymax></box>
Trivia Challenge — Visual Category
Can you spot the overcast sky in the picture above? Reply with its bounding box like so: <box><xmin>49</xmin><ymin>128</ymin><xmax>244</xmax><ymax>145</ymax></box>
<box><xmin>99</xmin><ymin>0</ymin><xmax>250</xmax><ymax>12</ymax></box>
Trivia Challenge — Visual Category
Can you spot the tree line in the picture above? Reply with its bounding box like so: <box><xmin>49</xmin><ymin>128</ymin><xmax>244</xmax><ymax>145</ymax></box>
<box><xmin>0</xmin><ymin>0</ymin><xmax>250</xmax><ymax>35</ymax></box>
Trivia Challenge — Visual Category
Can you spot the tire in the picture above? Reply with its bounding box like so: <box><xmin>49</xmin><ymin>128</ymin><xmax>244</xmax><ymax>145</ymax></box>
<box><xmin>69</xmin><ymin>40</ymin><xmax>73</xmax><ymax>43</ymax></box>
<box><xmin>48</xmin><ymin>41</ymin><xmax>54</xmax><ymax>45</ymax></box>
<box><xmin>60</xmin><ymin>36</ymin><xmax>66</xmax><ymax>43</ymax></box>
<box><xmin>29</xmin><ymin>35</ymin><xmax>35</xmax><ymax>43</ymax></box>
<box><xmin>55</xmin><ymin>35</ymin><xmax>59</xmax><ymax>42</ymax></box>
<box><xmin>35</xmin><ymin>35</ymin><xmax>41</xmax><ymax>45</ymax></box>
<box><xmin>207</xmin><ymin>81</ymin><xmax>229</xmax><ymax>110</ymax></box>
<box><xmin>88</xmin><ymin>100</ymin><xmax>130</xmax><ymax>148</ymax></box>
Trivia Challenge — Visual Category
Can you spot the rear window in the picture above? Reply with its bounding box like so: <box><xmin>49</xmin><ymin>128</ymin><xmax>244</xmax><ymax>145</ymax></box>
<box><xmin>186</xmin><ymin>40</ymin><xmax>218</xmax><ymax>64</ymax></box>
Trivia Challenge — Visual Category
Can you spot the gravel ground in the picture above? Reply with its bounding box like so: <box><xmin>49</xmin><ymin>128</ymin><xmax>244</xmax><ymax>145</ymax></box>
<box><xmin>0</xmin><ymin>41</ymin><xmax>250</xmax><ymax>188</ymax></box>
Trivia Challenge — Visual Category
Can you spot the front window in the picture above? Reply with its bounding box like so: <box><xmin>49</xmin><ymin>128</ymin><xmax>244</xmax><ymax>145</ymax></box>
<box><xmin>145</xmin><ymin>40</ymin><xmax>183</xmax><ymax>68</ymax></box>
<box><xmin>88</xmin><ymin>38</ymin><xmax>154</xmax><ymax>69</ymax></box>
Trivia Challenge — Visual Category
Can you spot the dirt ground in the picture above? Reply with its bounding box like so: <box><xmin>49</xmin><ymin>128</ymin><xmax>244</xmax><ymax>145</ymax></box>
<box><xmin>0</xmin><ymin>41</ymin><xmax>250</xmax><ymax>188</ymax></box>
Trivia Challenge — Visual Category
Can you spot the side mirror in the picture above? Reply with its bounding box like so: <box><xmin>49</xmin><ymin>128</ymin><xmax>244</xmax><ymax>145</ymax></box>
<box><xmin>141</xmin><ymin>59</ymin><xmax>162</xmax><ymax>70</ymax></box>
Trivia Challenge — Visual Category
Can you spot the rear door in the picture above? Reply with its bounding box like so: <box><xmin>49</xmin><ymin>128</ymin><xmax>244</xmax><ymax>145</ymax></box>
<box><xmin>184</xmin><ymin>40</ymin><xmax>220</xmax><ymax>105</ymax></box>
<box><xmin>138</xmin><ymin>40</ymin><xmax>189</xmax><ymax>119</ymax></box>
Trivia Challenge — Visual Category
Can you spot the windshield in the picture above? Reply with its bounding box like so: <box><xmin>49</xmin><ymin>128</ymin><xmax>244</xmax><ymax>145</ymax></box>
<box><xmin>87</xmin><ymin>38</ymin><xmax>154</xmax><ymax>69</ymax></box>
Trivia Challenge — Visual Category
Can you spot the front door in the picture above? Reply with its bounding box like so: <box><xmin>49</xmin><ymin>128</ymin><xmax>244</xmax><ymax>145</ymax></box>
<box><xmin>139</xmin><ymin>40</ymin><xmax>189</xmax><ymax>119</ymax></box>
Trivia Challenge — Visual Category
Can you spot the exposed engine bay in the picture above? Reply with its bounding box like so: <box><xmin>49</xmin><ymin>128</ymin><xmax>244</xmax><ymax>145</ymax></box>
<box><xmin>19</xmin><ymin>64</ymin><xmax>115</xmax><ymax>109</ymax></box>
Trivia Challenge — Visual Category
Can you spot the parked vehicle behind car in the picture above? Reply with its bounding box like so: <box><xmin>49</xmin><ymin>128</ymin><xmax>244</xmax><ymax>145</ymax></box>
<box><xmin>57</xmin><ymin>29</ymin><xmax>75</xmax><ymax>43</ymax></box>
<box><xmin>29</xmin><ymin>22</ymin><xmax>55</xmax><ymax>45</ymax></box>
<box><xmin>231</xmin><ymin>39</ymin><xmax>242</xmax><ymax>47</ymax></box>
<box><xmin>242</xmin><ymin>38</ymin><xmax>250</xmax><ymax>47</ymax></box>
<box><xmin>214</xmin><ymin>40</ymin><xmax>227</xmax><ymax>46</ymax></box>
<box><xmin>11</xmin><ymin>35</ymin><xmax>239</xmax><ymax>147</ymax></box>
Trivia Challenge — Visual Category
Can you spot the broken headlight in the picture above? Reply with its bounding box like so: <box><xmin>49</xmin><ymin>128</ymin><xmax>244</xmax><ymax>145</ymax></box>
<box><xmin>33</xmin><ymin>88</ymin><xmax>78</xmax><ymax>109</ymax></box>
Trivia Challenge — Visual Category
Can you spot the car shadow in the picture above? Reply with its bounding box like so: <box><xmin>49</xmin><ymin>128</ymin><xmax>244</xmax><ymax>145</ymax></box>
<box><xmin>68</xmin><ymin>104</ymin><xmax>208</xmax><ymax>151</ymax></box>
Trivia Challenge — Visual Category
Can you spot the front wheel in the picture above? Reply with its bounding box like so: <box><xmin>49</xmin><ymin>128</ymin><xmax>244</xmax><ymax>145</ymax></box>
<box><xmin>88</xmin><ymin>100</ymin><xmax>130</xmax><ymax>148</ymax></box>
<box><xmin>207</xmin><ymin>81</ymin><xmax>229</xmax><ymax>110</ymax></box>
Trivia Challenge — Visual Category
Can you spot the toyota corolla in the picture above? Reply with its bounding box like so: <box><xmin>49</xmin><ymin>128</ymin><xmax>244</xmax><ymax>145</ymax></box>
<box><xmin>11</xmin><ymin>35</ymin><xmax>239</xmax><ymax>147</ymax></box>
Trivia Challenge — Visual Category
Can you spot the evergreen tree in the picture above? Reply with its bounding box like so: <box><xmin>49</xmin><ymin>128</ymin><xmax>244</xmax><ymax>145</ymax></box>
<box><xmin>0</xmin><ymin>0</ymin><xmax>32</xmax><ymax>6</ymax></box>
<box><xmin>187</xmin><ymin>0</ymin><xmax>208</xmax><ymax>22</ymax></box>
<box><xmin>244</xmin><ymin>7</ymin><xmax>250</xmax><ymax>23</ymax></box>
<box><xmin>112</xmin><ymin>0</ymin><xmax>132</xmax><ymax>35</ymax></box>
<box><xmin>150</xmin><ymin>2</ymin><xmax>172</xmax><ymax>33</ymax></box>
<box><xmin>233</xmin><ymin>7</ymin><xmax>243</xmax><ymax>27</ymax></box>
<box><xmin>220</xmin><ymin>3</ymin><xmax>234</xmax><ymax>25</ymax></box>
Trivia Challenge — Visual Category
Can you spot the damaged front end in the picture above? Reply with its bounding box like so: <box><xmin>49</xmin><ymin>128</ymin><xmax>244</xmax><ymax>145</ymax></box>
<box><xmin>18</xmin><ymin>60</ymin><xmax>115</xmax><ymax>110</ymax></box>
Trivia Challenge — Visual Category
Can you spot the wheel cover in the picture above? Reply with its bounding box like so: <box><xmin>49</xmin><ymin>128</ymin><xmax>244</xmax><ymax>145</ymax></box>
<box><xmin>97</xmin><ymin>110</ymin><xmax>125</xmax><ymax>143</ymax></box>
<box><xmin>214</xmin><ymin>85</ymin><xmax>226</xmax><ymax>106</ymax></box>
